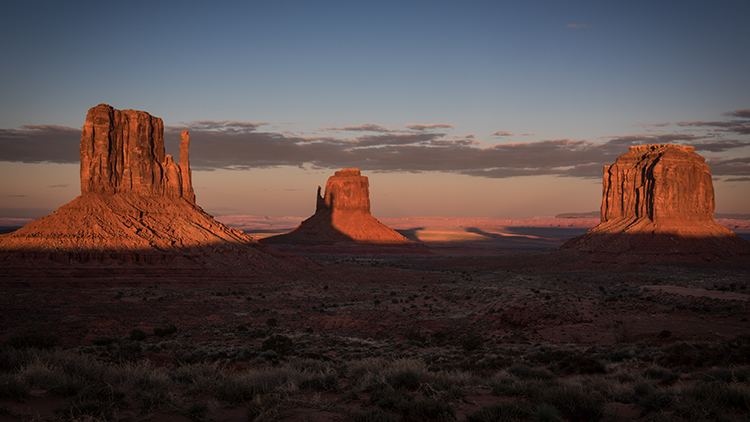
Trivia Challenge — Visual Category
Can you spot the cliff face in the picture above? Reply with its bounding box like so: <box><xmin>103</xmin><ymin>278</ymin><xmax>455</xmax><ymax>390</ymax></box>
<box><xmin>265</xmin><ymin>168</ymin><xmax>411</xmax><ymax>244</ymax></box>
<box><xmin>562</xmin><ymin>144</ymin><xmax>750</xmax><ymax>257</ymax></box>
<box><xmin>601</xmin><ymin>144</ymin><xmax>714</xmax><ymax>225</ymax></box>
<box><xmin>79</xmin><ymin>104</ymin><xmax>194</xmax><ymax>202</ymax></box>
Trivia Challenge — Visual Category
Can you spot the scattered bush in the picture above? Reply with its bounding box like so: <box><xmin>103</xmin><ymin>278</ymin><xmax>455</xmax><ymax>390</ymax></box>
<box><xmin>261</xmin><ymin>334</ymin><xmax>294</xmax><ymax>356</ymax></box>
<box><xmin>534</xmin><ymin>385</ymin><xmax>604</xmax><ymax>422</ymax></box>
<box><xmin>92</xmin><ymin>336</ymin><xmax>117</xmax><ymax>346</ymax></box>
<box><xmin>153</xmin><ymin>324</ymin><xmax>177</xmax><ymax>337</ymax></box>
<box><xmin>4</xmin><ymin>333</ymin><xmax>57</xmax><ymax>350</ymax></box>
<box><xmin>466</xmin><ymin>399</ymin><xmax>533</xmax><ymax>422</ymax></box>
<box><xmin>129</xmin><ymin>329</ymin><xmax>147</xmax><ymax>341</ymax></box>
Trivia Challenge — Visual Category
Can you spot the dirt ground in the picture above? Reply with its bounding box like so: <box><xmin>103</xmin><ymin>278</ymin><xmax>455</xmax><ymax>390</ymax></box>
<box><xmin>1</xmin><ymin>221</ymin><xmax>749</xmax><ymax>421</ymax></box>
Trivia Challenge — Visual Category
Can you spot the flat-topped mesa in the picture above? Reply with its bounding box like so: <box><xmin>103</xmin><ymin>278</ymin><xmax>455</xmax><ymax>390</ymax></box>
<box><xmin>264</xmin><ymin>168</ymin><xmax>411</xmax><ymax>244</ymax></box>
<box><xmin>79</xmin><ymin>104</ymin><xmax>194</xmax><ymax>203</ymax></box>
<box><xmin>561</xmin><ymin>143</ymin><xmax>750</xmax><ymax>257</ymax></box>
<box><xmin>601</xmin><ymin>144</ymin><xmax>714</xmax><ymax>226</ymax></box>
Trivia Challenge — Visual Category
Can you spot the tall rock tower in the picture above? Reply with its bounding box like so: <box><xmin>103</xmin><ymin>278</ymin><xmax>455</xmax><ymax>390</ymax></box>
<box><xmin>79</xmin><ymin>104</ymin><xmax>194</xmax><ymax>202</ymax></box>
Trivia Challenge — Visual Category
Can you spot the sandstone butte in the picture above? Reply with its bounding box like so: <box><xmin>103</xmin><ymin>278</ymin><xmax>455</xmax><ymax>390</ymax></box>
<box><xmin>264</xmin><ymin>168</ymin><xmax>412</xmax><ymax>244</ymax></box>
<box><xmin>0</xmin><ymin>104</ymin><xmax>293</xmax><ymax>270</ymax></box>
<box><xmin>562</xmin><ymin>143</ymin><xmax>750</xmax><ymax>257</ymax></box>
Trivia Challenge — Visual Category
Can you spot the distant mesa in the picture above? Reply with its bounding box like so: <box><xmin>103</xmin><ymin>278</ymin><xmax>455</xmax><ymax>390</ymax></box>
<box><xmin>264</xmin><ymin>168</ymin><xmax>412</xmax><ymax>244</ymax></box>
<box><xmin>0</xmin><ymin>104</ymin><xmax>293</xmax><ymax>271</ymax></box>
<box><xmin>562</xmin><ymin>144</ymin><xmax>750</xmax><ymax>257</ymax></box>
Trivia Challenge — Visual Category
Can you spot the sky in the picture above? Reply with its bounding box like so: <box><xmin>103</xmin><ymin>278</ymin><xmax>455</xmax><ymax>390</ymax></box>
<box><xmin>1</xmin><ymin>0</ymin><xmax>749</xmax><ymax>219</ymax></box>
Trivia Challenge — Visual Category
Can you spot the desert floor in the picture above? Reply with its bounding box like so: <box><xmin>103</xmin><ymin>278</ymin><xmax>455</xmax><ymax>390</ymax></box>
<box><xmin>1</xmin><ymin>217</ymin><xmax>749</xmax><ymax>422</ymax></box>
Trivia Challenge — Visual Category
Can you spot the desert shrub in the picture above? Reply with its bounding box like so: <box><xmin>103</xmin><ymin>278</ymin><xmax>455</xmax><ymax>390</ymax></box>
<box><xmin>507</xmin><ymin>364</ymin><xmax>554</xmax><ymax>380</ymax></box>
<box><xmin>702</xmin><ymin>366</ymin><xmax>750</xmax><ymax>383</ymax></box>
<box><xmin>4</xmin><ymin>333</ymin><xmax>57</xmax><ymax>350</ymax></box>
<box><xmin>489</xmin><ymin>371</ymin><xmax>554</xmax><ymax>397</ymax></box>
<box><xmin>129</xmin><ymin>329</ymin><xmax>147</xmax><ymax>341</ymax></box>
<box><xmin>456</xmin><ymin>334</ymin><xmax>484</xmax><ymax>352</ymax></box>
<box><xmin>657</xmin><ymin>335</ymin><xmax>750</xmax><ymax>368</ymax></box>
<box><xmin>186</xmin><ymin>402</ymin><xmax>209</xmax><ymax>422</ymax></box>
<box><xmin>350</xmin><ymin>409</ymin><xmax>395</xmax><ymax>422</ymax></box>
<box><xmin>683</xmin><ymin>381</ymin><xmax>750</xmax><ymax>411</ymax></box>
<box><xmin>266</xmin><ymin>318</ymin><xmax>278</xmax><ymax>327</ymax></box>
<box><xmin>535</xmin><ymin>403</ymin><xmax>560</xmax><ymax>422</ymax></box>
<box><xmin>368</xmin><ymin>382</ymin><xmax>413</xmax><ymax>411</ymax></box>
<box><xmin>638</xmin><ymin>390</ymin><xmax>675</xmax><ymax>413</ymax></box>
<box><xmin>534</xmin><ymin>385</ymin><xmax>604</xmax><ymax>422</ymax></box>
<box><xmin>0</xmin><ymin>373</ymin><xmax>28</xmax><ymax>401</ymax></box>
<box><xmin>174</xmin><ymin>367</ymin><xmax>221</xmax><ymax>397</ymax></box>
<box><xmin>388</xmin><ymin>369</ymin><xmax>423</xmax><ymax>391</ymax></box>
<box><xmin>466</xmin><ymin>399</ymin><xmax>533</xmax><ymax>422</ymax></box>
<box><xmin>642</xmin><ymin>365</ymin><xmax>679</xmax><ymax>385</ymax></box>
<box><xmin>153</xmin><ymin>323</ymin><xmax>177</xmax><ymax>337</ymax></box>
<box><xmin>400</xmin><ymin>397</ymin><xmax>455</xmax><ymax>422</ymax></box>
<box><xmin>531</xmin><ymin>349</ymin><xmax>606</xmax><ymax>375</ymax></box>
<box><xmin>299</xmin><ymin>367</ymin><xmax>338</xmax><ymax>391</ymax></box>
<box><xmin>404</xmin><ymin>329</ymin><xmax>427</xmax><ymax>345</ymax></box>
<box><xmin>345</xmin><ymin>358</ymin><xmax>388</xmax><ymax>389</ymax></box>
<box><xmin>55</xmin><ymin>398</ymin><xmax>117</xmax><ymax>421</ymax></box>
<box><xmin>92</xmin><ymin>336</ymin><xmax>117</xmax><ymax>346</ymax></box>
<box><xmin>261</xmin><ymin>334</ymin><xmax>294</xmax><ymax>356</ymax></box>
<box><xmin>219</xmin><ymin>368</ymin><xmax>297</xmax><ymax>404</ymax></box>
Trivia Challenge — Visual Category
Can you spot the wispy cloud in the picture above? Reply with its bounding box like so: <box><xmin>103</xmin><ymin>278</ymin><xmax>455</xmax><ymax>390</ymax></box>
<box><xmin>567</xmin><ymin>23</ymin><xmax>592</xmax><ymax>29</ymax></box>
<box><xmin>490</xmin><ymin>130</ymin><xmax>515</xmax><ymax>137</ymax></box>
<box><xmin>47</xmin><ymin>184</ymin><xmax>69</xmax><ymax>188</ymax></box>
<box><xmin>323</xmin><ymin>123</ymin><xmax>392</xmax><ymax>132</ymax></box>
<box><xmin>724</xmin><ymin>177</ymin><xmax>750</xmax><ymax>182</ymax></box>
<box><xmin>404</xmin><ymin>123</ymin><xmax>454</xmax><ymax>131</ymax></box>
<box><xmin>2</xmin><ymin>109</ymin><xmax>749</xmax><ymax>180</ymax></box>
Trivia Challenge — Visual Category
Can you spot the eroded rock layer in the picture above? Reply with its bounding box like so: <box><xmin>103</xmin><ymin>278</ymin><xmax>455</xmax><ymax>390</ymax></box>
<box><xmin>265</xmin><ymin>169</ymin><xmax>411</xmax><ymax>244</ymax></box>
<box><xmin>0</xmin><ymin>104</ymin><xmax>297</xmax><ymax>272</ymax></box>
<box><xmin>562</xmin><ymin>144</ymin><xmax>750</xmax><ymax>257</ymax></box>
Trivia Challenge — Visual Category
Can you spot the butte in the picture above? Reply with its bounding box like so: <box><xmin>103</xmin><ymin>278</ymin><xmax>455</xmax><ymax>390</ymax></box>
<box><xmin>561</xmin><ymin>144</ymin><xmax>750</xmax><ymax>260</ymax></box>
<box><xmin>0</xmin><ymin>104</ymin><xmax>300</xmax><ymax>275</ymax></box>
<box><xmin>264</xmin><ymin>168</ymin><xmax>412</xmax><ymax>245</ymax></box>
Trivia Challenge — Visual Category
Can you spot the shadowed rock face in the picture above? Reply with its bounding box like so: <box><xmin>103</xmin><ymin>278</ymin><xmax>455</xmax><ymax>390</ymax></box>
<box><xmin>265</xmin><ymin>168</ymin><xmax>411</xmax><ymax>244</ymax></box>
<box><xmin>0</xmin><ymin>105</ymin><xmax>294</xmax><ymax>271</ymax></box>
<box><xmin>563</xmin><ymin>144</ymin><xmax>750</xmax><ymax>256</ymax></box>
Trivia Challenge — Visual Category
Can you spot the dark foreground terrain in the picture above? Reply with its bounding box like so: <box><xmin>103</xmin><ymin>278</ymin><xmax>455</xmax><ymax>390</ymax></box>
<box><xmin>1</xmin><ymin>226</ymin><xmax>750</xmax><ymax>422</ymax></box>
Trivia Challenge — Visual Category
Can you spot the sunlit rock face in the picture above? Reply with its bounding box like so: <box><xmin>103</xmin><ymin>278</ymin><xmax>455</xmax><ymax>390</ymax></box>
<box><xmin>0</xmin><ymin>105</ymin><xmax>287</xmax><ymax>269</ymax></box>
<box><xmin>601</xmin><ymin>144</ymin><xmax>714</xmax><ymax>227</ymax></box>
<box><xmin>80</xmin><ymin>104</ymin><xmax>194</xmax><ymax>202</ymax></box>
<box><xmin>562</xmin><ymin>144</ymin><xmax>750</xmax><ymax>256</ymax></box>
<box><xmin>265</xmin><ymin>168</ymin><xmax>412</xmax><ymax>244</ymax></box>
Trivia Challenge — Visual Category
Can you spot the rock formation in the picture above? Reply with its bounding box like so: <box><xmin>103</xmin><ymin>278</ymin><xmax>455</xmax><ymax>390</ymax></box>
<box><xmin>264</xmin><ymin>168</ymin><xmax>412</xmax><ymax>244</ymax></box>
<box><xmin>562</xmin><ymin>144</ymin><xmax>750</xmax><ymax>257</ymax></box>
<box><xmin>0</xmin><ymin>104</ymin><xmax>295</xmax><ymax>271</ymax></box>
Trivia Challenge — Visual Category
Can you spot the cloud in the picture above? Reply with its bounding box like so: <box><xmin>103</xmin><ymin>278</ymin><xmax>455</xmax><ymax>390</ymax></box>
<box><xmin>179</xmin><ymin>120</ymin><xmax>269</xmax><ymax>133</ymax></box>
<box><xmin>323</xmin><ymin>124</ymin><xmax>392</xmax><ymax>132</ymax></box>
<box><xmin>2</xmin><ymin>109</ymin><xmax>749</xmax><ymax>180</ymax></box>
<box><xmin>404</xmin><ymin>123</ymin><xmax>454</xmax><ymax>131</ymax></box>
<box><xmin>0</xmin><ymin>125</ymin><xmax>81</xmax><ymax>164</ymax></box>
<box><xmin>724</xmin><ymin>177</ymin><xmax>750</xmax><ymax>182</ymax></box>
<box><xmin>47</xmin><ymin>184</ymin><xmax>69</xmax><ymax>188</ymax></box>
<box><xmin>722</xmin><ymin>108</ymin><xmax>750</xmax><ymax>119</ymax></box>
<box><xmin>567</xmin><ymin>23</ymin><xmax>592</xmax><ymax>29</ymax></box>
<box><xmin>490</xmin><ymin>130</ymin><xmax>515</xmax><ymax>137</ymax></box>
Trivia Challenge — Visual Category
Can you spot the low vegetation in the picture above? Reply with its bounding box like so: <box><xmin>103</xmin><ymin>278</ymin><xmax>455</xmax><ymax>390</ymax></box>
<box><xmin>2</xmin><ymin>331</ymin><xmax>750</xmax><ymax>421</ymax></box>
